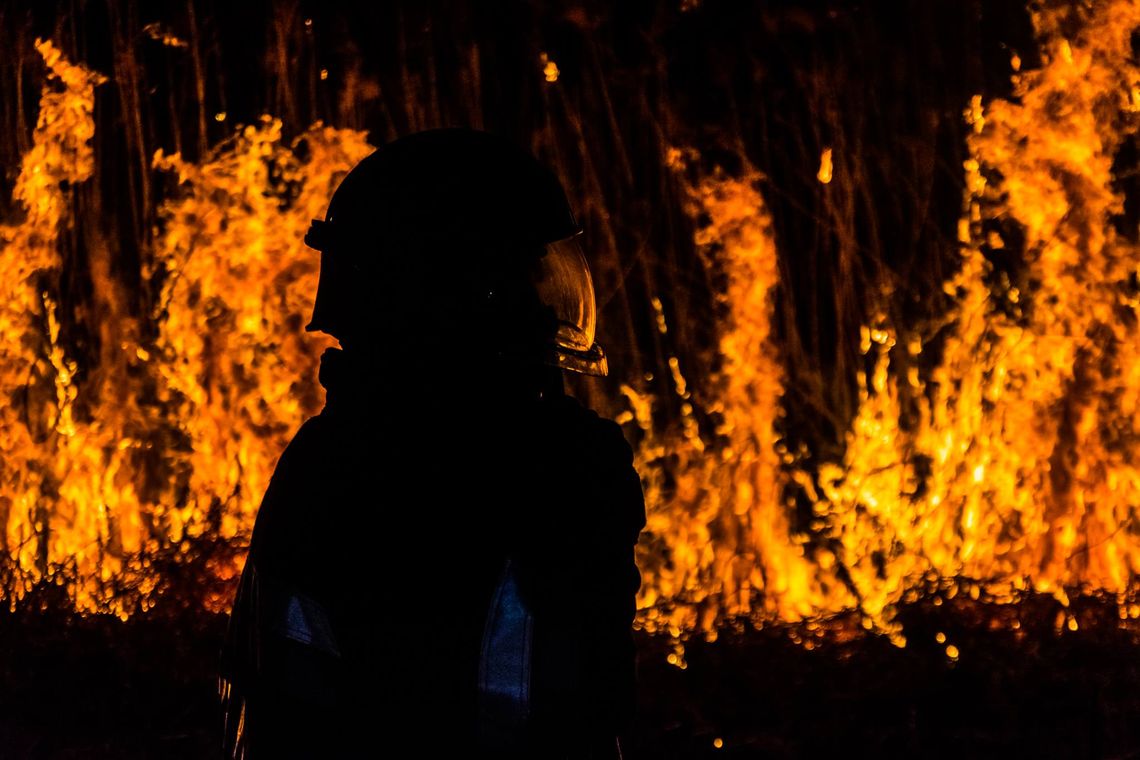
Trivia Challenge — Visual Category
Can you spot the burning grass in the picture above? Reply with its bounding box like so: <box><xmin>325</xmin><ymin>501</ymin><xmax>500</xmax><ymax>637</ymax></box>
<box><xmin>5</xmin><ymin>10</ymin><xmax>1140</xmax><ymax>744</ymax></box>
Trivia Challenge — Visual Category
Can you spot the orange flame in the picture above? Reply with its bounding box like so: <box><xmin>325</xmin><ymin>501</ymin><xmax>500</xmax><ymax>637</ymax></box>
<box><xmin>1</xmin><ymin>39</ymin><xmax>110</xmax><ymax>611</ymax></box>
<box><xmin>634</xmin><ymin>1</ymin><xmax>1140</xmax><ymax>645</ymax></box>
<box><xmin>6</xmin><ymin>3</ymin><xmax>1140</xmax><ymax>644</ymax></box>
<box><xmin>0</xmin><ymin>41</ymin><xmax>371</xmax><ymax>616</ymax></box>
<box><xmin>151</xmin><ymin>118</ymin><xmax>371</xmax><ymax>566</ymax></box>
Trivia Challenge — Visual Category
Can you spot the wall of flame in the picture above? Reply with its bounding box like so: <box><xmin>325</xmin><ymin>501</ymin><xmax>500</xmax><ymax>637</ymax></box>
<box><xmin>4</xmin><ymin>4</ymin><xmax>1140</xmax><ymax>643</ymax></box>
<box><xmin>631</xmin><ymin>2</ymin><xmax>1140</xmax><ymax>647</ymax></box>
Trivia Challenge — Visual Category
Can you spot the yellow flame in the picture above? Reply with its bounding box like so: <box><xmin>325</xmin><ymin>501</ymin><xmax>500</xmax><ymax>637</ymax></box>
<box><xmin>150</xmin><ymin>117</ymin><xmax>372</xmax><ymax>561</ymax></box>
<box><xmin>633</xmin><ymin>0</ymin><xmax>1140</xmax><ymax>640</ymax></box>
<box><xmin>817</xmin><ymin>147</ymin><xmax>833</xmax><ymax>184</ymax></box>
<box><xmin>8</xmin><ymin>3</ymin><xmax>1140</xmax><ymax>640</ymax></box>
<box><xmin>632</xmin><ymin>163</ymin><xmax>849</xmax><ymax>637</ymax></box>
<box><xmin>540</xmin><ymin>53</ymin><xmax>560</xmax><ymax>83</ymax></box>
<box><xmin>0</xmin><ymin>41</ymin><xmax>372</xmax><ymax>615</ymax></box>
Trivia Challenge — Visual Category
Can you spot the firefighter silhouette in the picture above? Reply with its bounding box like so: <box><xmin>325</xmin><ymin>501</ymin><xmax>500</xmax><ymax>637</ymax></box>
<box><xmin>219</xmin><ymin>128</ymin><xmax>645</xmax><ymax>758</ymax></box>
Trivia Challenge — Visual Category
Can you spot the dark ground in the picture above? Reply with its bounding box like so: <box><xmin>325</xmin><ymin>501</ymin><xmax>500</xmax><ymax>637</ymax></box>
<box><xmin>3</xmin><ymin>590</ymin><xmax>1140</xmax><ymax>759</ymax></box>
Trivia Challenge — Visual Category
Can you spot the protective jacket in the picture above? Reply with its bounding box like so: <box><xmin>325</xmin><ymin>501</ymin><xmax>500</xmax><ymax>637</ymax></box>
<box><xmin>220</xmin><ymin>348</ymin><xmax>645</xmax><ymax>758</ymax></box>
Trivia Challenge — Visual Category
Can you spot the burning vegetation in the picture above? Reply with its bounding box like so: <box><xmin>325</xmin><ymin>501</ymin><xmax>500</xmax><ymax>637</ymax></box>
<box><xmin>4</xmin><ymin>1</ymin><xmax>1140</xmax><ymax>669</ymax></box>
<box><xmin>634</xmin><ymin>1</ymin><xmax>1140</xmax><ymax>650</ymax></box>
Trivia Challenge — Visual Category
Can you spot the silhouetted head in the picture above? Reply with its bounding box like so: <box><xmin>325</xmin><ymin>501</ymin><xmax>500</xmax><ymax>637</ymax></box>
<box><xmin>303</xmin><ymin>128</ymin><xmax>607</xmax><ymax>379</ymax></box>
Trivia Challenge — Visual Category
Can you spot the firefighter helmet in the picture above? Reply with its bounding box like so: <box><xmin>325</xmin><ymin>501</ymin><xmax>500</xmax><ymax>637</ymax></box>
<box><xmin>303</xmin><ymin>128</ymin><xmax>607</xmax><ymax>376</ymax></box>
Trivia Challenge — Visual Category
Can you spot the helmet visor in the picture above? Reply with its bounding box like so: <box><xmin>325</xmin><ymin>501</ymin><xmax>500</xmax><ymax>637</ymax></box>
<box><xmin>532</xmin><ymin>237</ymin><xmax>607</xmax><ymax>376</ymax></box>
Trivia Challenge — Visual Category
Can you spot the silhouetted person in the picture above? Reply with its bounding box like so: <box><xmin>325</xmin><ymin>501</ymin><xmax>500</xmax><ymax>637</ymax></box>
<box><xmin>219</xmin><ymin>129</ymin><xmax>645</xmax><ymax>758</ymax></box>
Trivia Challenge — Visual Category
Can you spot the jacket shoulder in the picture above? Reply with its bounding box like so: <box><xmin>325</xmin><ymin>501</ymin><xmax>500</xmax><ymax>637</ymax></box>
<box><xmin>543</xmin><ymin>395</ymin><xmax>646</xmax><ymax>538</ymax></box>
<box><xmin>546</xmin><ymin>395</ymin><xmax>634</xmax><ymax>466</ymax></box>
<box><xmin>247</xmin><ymin>415</ymin><xmax>331</xmax><ymax>560</ymax></box>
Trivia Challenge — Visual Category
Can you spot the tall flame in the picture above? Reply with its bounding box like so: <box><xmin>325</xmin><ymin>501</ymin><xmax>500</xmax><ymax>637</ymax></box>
<box><xmin>0</xmin><ymin>41</ymin><xmax>371</xmax><ymax>616</ymax></box>
<box><xmin>633</xmin><ymin>0</ymin><xmax>1140</xmax><ymax>643</ymax></box>
<box><xmin>0</xmin><ymin>40</ymin><xmax>109</xmax><ymax>611</ymax></box>
<box><xmin>629</xmin><ymin>154</ymin><xmax>851</xmax><ymax>643</ymax></box>
<box><xmin>151</xmin><ymin>118</ymin><xmax>371</xmax><ymax>569</ymax></box>
<box><xmin>6</xmin><ymin>3</ymin><xmax>1140</xmax><ymax>641</ymax></box>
